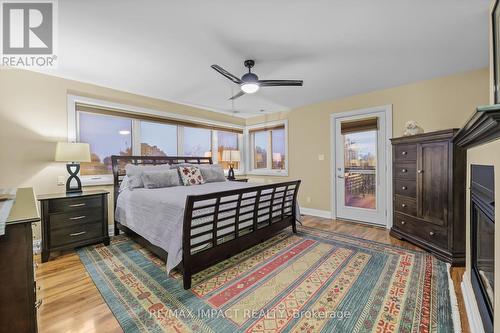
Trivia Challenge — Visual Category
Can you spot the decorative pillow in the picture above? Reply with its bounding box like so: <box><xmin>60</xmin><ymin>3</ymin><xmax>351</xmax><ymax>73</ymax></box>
<box><xmin>141</xmin><ymin>170</ymin><xmax>181</xmax><ymax>189</ymax></box>
<box><xmin>178</xmin><ymin>166</ymin><xmax>205</xmax><ymax>186</ymax></box>
<box><xmin>198</xmin><ymin>164</ymin><xmax>226</xmax><ymax>183</ymax></box>
<box><xmin>125</xmin><ymin>164</ymin><xmax>170</xmax><ymax>189</ymax></box>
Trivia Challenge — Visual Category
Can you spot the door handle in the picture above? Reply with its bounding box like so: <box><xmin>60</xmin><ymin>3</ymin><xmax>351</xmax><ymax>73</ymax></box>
<box><xmin>337</xmin><ymin>175</ymin><xmax>344</xmax><ymax>179</ymax></box>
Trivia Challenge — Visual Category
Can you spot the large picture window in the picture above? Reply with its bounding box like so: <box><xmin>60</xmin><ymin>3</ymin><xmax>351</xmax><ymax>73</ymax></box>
<box><xmin>75</xmin><ymin>102</ymin><xmax>243</xmax><ymax>180</ymax></box>
<box><xmin>183</xmin><ymin>127</ymin><xmax>212</xmax><ymax>157</ymax></box>
<box><xmin>140</xmin><ymin>121</ymin><xmax>177</xmax><ymax>156</ymax></box>
<box><xmin>249</xmin><ymin>122</ymin><xmax>288</xmax><ymax>175</ymax></box>
<box><xmin>79</xmin><ymin>112</ymin><xmax>132</xmax><ymax>175</ymax></box>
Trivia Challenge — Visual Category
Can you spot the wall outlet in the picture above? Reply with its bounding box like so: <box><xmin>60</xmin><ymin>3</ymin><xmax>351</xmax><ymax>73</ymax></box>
<box><xmin>306</xmin><ymin>196</ymin><xmax>311</xmax><ymax>203</ymax></box>
<box><xmin>318</xmin><ymin>154</ymin><xmax>325</xmax><ymax>161</ymax></box>
<box><xmin>57</xmin><ymin>176</ymin><xmax>66</xmax><ymax>186</ymax></box>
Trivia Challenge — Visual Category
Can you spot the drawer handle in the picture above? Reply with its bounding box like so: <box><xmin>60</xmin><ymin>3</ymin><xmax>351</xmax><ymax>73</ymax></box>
<box><xmin>401</xmin><ymin>204</ymin><xmax>407</xmax><ymax>208</ymax></box>
<box><xmin>69</xmin><ymin>215</ymin><xmax>86</xmax><ymax>220</ymax></box>
<box><xmin>69</xmin><ymin>203</ymin><xmax>86</xmax><ymax>208</ymax></box>
<box><xmin>401</xmin><ymin>186</ymin><xmax>407</xmax><ymax>190</ymax></box>
<box><xmin>401</xmin><ymin>221</ymin><xmax>406</xmax><ymax>225</ymax></box>
<box><xmin>69</xmin><ymin>231</ymin><xmax>87</xmax><ymax>237</ymax></box>
<box><xmin>429</xmin><ymin>231</ymin><xmax>435</xmax><ymax>236</ymax></box>
<box><xmin>401</xmin><ymin>151</ymin><xmax>407</xmax><ymax>155</ymax></box>
<box><xmin>401</xmin><ymin>169</ymin><xmax>407</xmax><ymax>173</ymax></box>
<box><xmin>35</xmin><ymin>299</ymin><xmax>43</xmax><ymax>309</ymax></box>
<box><xmin>417</xmin><ymin>169</ymin><xmax>424</xmax><ymax>174</ymax></box>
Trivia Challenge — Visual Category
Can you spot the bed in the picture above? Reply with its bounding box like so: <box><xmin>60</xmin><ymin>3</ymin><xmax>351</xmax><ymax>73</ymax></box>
<box><xmin>112</xmin><ymin>155</ymin><xmax>301</xmax><ymax>289</ymax></box>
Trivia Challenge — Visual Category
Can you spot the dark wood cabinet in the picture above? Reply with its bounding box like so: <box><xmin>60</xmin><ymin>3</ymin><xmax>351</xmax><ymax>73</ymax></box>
<box><xmin>0</xmin><ymin>188</ymin><xmax>40</xmax><ymax>333</ymax></box>
<box><xmin>38</xmin><ymin>190</ymin><xmax>109</xmax><ymax>262</ymax></box>
<box><xmin>390</xmin><ymin>129</ymin><xmax>466</xmax><ymax>265</ymax></box>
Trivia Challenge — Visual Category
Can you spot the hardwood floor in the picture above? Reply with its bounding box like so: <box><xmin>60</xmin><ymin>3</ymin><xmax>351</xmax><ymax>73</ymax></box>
<box><xmin>35</xmin><ymin>216</ymin><xmax>470</xmax><ymax>333</ymax></box>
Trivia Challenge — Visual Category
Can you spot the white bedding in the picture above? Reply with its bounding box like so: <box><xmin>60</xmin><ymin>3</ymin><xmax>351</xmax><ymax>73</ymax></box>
<box><xmin>115</xmin><ymin>181</ymin><xmax>294</xmax><ymax>272</ymax></box>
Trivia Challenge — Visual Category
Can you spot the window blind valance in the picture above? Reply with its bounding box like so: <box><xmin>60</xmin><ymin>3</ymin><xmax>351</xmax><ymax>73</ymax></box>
<box><xmin>75</xmin><ymin>103</ymin><xmax>244</xmax><ymax>134</ymax></box>
<box><xmin>248</xmin><ymin>124</ymin><xmax>285</xmax><ymax>133</ymax></box>
<box><xmin>340</xmin><ymin>117</ymin><xmax>378</xmax><ymax>135</ymax></box>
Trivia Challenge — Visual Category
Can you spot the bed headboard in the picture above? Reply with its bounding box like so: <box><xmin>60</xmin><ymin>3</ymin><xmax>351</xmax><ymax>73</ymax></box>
<box><xmin>111</xmin><ymin>155</ymin><xmax>213</xmax><ymax>209</ymax></box>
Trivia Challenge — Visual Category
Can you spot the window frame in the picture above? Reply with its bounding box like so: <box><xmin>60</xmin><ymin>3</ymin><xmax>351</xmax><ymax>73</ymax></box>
<box><xmin>68</xmin><ymin>95</ymin><xmax>245</xmax><ymax>186</ymax></box>
<box><xmin>245</xmin><ymin>120</ymin><xmax>289</xmax><ymax>176</ymax></box>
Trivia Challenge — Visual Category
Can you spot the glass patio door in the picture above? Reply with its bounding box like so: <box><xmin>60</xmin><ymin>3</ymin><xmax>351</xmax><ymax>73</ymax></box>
<box><xmin>335</xmin><ymin>112</ymin><xmax>387</xmax><ymax>226</ymax></box>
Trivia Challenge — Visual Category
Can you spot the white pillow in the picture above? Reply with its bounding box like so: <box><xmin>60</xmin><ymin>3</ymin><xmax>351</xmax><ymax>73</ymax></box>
<box><xmin>198</xmin><ymin>164</ymin><xmax>226</xmax><ymax>183</ymax></box>
<box><xmin>141</xmin><ymin>169</ymin><xmax>181</xmax><ymax>189</ymax></box>
<box><xmin>125</xmin><ymin>164</ymin><xmax>171</xmax><ymax>189</ymax></box>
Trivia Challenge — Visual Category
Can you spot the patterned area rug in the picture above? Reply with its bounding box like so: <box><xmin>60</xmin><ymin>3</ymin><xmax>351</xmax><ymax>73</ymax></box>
<box><xmin>78</xmin><ymin>226</ymin><xmax>460</xmax><ymax>333</ymax></box>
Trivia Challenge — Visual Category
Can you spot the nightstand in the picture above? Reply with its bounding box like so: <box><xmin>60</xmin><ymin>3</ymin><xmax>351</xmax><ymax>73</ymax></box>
<box><xmin>228</xmin><ymin>178</ymin><xmax>249</xmax><ymax>182</ymax></box>
<box><xmin>38</xmin><ymin>190</ymin><xmax>109</xmax><ymax>262</ymax></box>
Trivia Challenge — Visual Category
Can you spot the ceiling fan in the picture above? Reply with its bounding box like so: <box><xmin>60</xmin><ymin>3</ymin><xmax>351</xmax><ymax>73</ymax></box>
<box><xmin>211</xmin><ymin>59</ymin><xmax>303</xmax><ymax>100</ymax></box>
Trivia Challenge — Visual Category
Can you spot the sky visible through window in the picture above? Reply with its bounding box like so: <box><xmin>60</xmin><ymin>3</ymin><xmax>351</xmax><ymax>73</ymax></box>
<box><xmin>141</xmin><ymin>122</ymin><xmax>177</xmax><ymax>155</ymax></box>
<box><xmin>79</xmin><ymin>112</ymin><xmax>131</xmax><ymax>161</ymax></box>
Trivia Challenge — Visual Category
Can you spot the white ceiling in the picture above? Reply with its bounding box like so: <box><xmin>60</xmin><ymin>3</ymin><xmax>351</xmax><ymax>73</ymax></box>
<box><xmin>42</xmin><ymin>0</ymin><xmax>490</xmax><ymax>118</ymax></box>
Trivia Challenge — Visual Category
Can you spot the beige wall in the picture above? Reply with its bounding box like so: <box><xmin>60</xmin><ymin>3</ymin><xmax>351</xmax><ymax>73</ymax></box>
<box><xmin>466</xmin><ymin>141</ymin><xmax>500</xmax><ymax>331</ymax></box>
<box><xmin>246</xmin><ymin>68</ymin><xmax>490</xmax><ymax>212</ymax></box>
<box><xmin>0</xmin><ymin>69</ymin><xmax>245</xmax><ymax>238</ymax></box>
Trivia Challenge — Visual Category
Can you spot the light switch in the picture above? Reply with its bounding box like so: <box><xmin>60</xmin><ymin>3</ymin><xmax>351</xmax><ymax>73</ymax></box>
<box><xmin>318</xmin><ymin>154</ymin><xmax>325</xmax><ymax>161</ymax></box>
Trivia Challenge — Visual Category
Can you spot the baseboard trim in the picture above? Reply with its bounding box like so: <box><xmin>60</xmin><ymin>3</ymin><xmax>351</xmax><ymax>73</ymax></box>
<box><xmin>299</xmin><ymin>207</ymin><xmax>332</xmax><ymax>219</ymax></box>
<box><xmin>461</xmin><ymin>271</ymin><xmax>485</xmax><ymax>333</ymax></box>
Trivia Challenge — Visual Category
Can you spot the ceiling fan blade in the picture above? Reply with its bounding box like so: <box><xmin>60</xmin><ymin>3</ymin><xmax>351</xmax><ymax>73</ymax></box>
<box><xmin>258</xmin><ymin>80</ymin><xmax>303</xmax><ymax>87</ymax></box>
<box><xmin>229</xmin><ymin>90</ymin><xmax>245</xmax><ymax>100</ymax></box>
<box><xmin>211</xmin><ymin>65</ymin><xmax>242</xmax><ymax>84</ymax></box>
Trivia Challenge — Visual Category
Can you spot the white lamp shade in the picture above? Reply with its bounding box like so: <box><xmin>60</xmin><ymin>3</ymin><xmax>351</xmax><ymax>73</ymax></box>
<box><xmin>222</xmin><ymin>150</ymin><xmax>241</xmax><ymax>162</ymax></box>
<box><xmin>55</xmin><ymin>142</ymin><xmax>91</xmax><ymax>163</ymax></box>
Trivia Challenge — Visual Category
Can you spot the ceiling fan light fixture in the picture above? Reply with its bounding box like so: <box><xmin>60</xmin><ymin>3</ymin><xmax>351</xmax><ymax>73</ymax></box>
<box><xmin>241</xmin><ymin>82</ymin><xmax>259</xmax><ymax>94</ymax></box>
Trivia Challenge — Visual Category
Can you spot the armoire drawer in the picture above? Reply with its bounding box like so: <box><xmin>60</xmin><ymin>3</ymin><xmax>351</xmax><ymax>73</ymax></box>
<box><xmin>394</xmin><ymin>179</ymin><xmax>416</xmax><ymax>197</ymax></box>
<box><xmin>394</xmin><ymin>195</ymin><xmax>417</xmax><ymax>216</ymax></box>
<box><xmin>394</xmin><ymin>163</ymin><xmax>417</xmax><ymax>180</ymax></box>
<box><xmin>395</xmin><ymin>144</ymin><xmax>417</xmax><ymax>161</ymax></box>
<box><xmin>394</xmin><ymin>213</ymin><xmax>447</xmax><ymax>249</ymax></box>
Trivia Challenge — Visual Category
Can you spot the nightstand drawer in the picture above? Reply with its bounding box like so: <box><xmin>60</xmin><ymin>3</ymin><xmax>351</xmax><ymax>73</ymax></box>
<box><xmin>49</xmin><ymin>196</ymin><xmax>102</xmax><ymax>213</ymax></box>
<box><xmin>50</xmin><ymin>222</ymin><xmax>102</xmax><ymax>247</ymax></box>
<box><xmin>49</xmin><ymin>209</ymin><xmax>103</xmax><ymax>230</ymax></box>
<box><xmin>394</xmin><ymin>195</ymin><xmax>417</xmax><ymax>216</ymax></box>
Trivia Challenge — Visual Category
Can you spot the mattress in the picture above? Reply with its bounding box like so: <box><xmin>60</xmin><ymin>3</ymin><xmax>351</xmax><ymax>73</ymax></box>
<box><xmin>115</xmin><ymin>181</ymin><xmax>297</xmax><ymax>272</ymax></box>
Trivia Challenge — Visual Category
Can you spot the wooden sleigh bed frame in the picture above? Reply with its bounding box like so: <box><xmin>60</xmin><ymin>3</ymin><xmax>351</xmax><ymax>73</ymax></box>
<box><xmin>112</xmin><ymin>155</ymin><xmax>301</xmax><ymax>289</ymax></box>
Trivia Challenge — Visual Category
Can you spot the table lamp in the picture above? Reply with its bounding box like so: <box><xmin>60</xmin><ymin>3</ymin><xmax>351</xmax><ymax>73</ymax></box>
<box><xmin>55</xmin><ymin>142</ymin><xmax>91</xmax><ymax>193</ymax></box>
<box><xmin>222</xmin><ymin>150</ymin><xmax>240</xmax><ymax>180</ymax></box>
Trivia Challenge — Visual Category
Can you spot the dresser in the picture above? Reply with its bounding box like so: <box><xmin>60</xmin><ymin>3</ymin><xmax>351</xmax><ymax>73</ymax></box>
<box><xmin>38</xmin><ymin>190</ymin><xmax>109</xmax><ymax>262</ymax></box>
<box><xmin>390</xmin><ymin>129</ymin><xmax>466</xmax><ymax>265</ymax></box>
<box><xmin>0</xmin><ymin>188</ymin><xmax>40</xmax><ymax>333</ymax></box>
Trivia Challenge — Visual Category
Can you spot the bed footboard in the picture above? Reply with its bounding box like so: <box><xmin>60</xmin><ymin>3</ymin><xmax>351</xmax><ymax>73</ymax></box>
<box><xmin>181</xmin><ymin>180</ymin><xmax>300</xmax><ymax>289</ymax></box>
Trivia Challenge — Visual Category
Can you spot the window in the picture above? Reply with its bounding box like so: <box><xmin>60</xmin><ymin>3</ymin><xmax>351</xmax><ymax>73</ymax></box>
<box><xmin>271</xmin><ymin>128</ymin><xmax>285</xmax><ymax>169</ymax></box>
<box><xmin>183</xmin><ymin>127</ymin><xmax>212</xmax><ymax>157</ymax></box>
<box><xmin>75</xmin><ymin>101</ymin><xmax>243</xmax><ymax>180</ymax></box>
<box><xmin>140</xmin><ymin>121</ymin><xmax>177</xmax><ymax>156</ymax></box>
<box><xmin>218</xmin><ymin>131</ymin><xmax>240</xmax><ymax>170</ymax></box>
<box><xmin>249</xmin><ymin>122</ymin><xmax>287</xmax><ymax>174</ymax></box>
<box><xmin>79</xmin><ymin>112</ymin><xmax>132</xmax><ymax>175</ymax></box>
<box><xmin>253</xmin><ymin>131</ymin><xmax>268</xmax><ymax>169</ymax></box>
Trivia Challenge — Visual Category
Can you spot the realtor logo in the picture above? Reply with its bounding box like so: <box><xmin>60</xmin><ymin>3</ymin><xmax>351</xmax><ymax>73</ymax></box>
<box><xmin>1</xmin><ymin>0</ymin><xmax>57</xmax><ymax>67</ymax></box>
